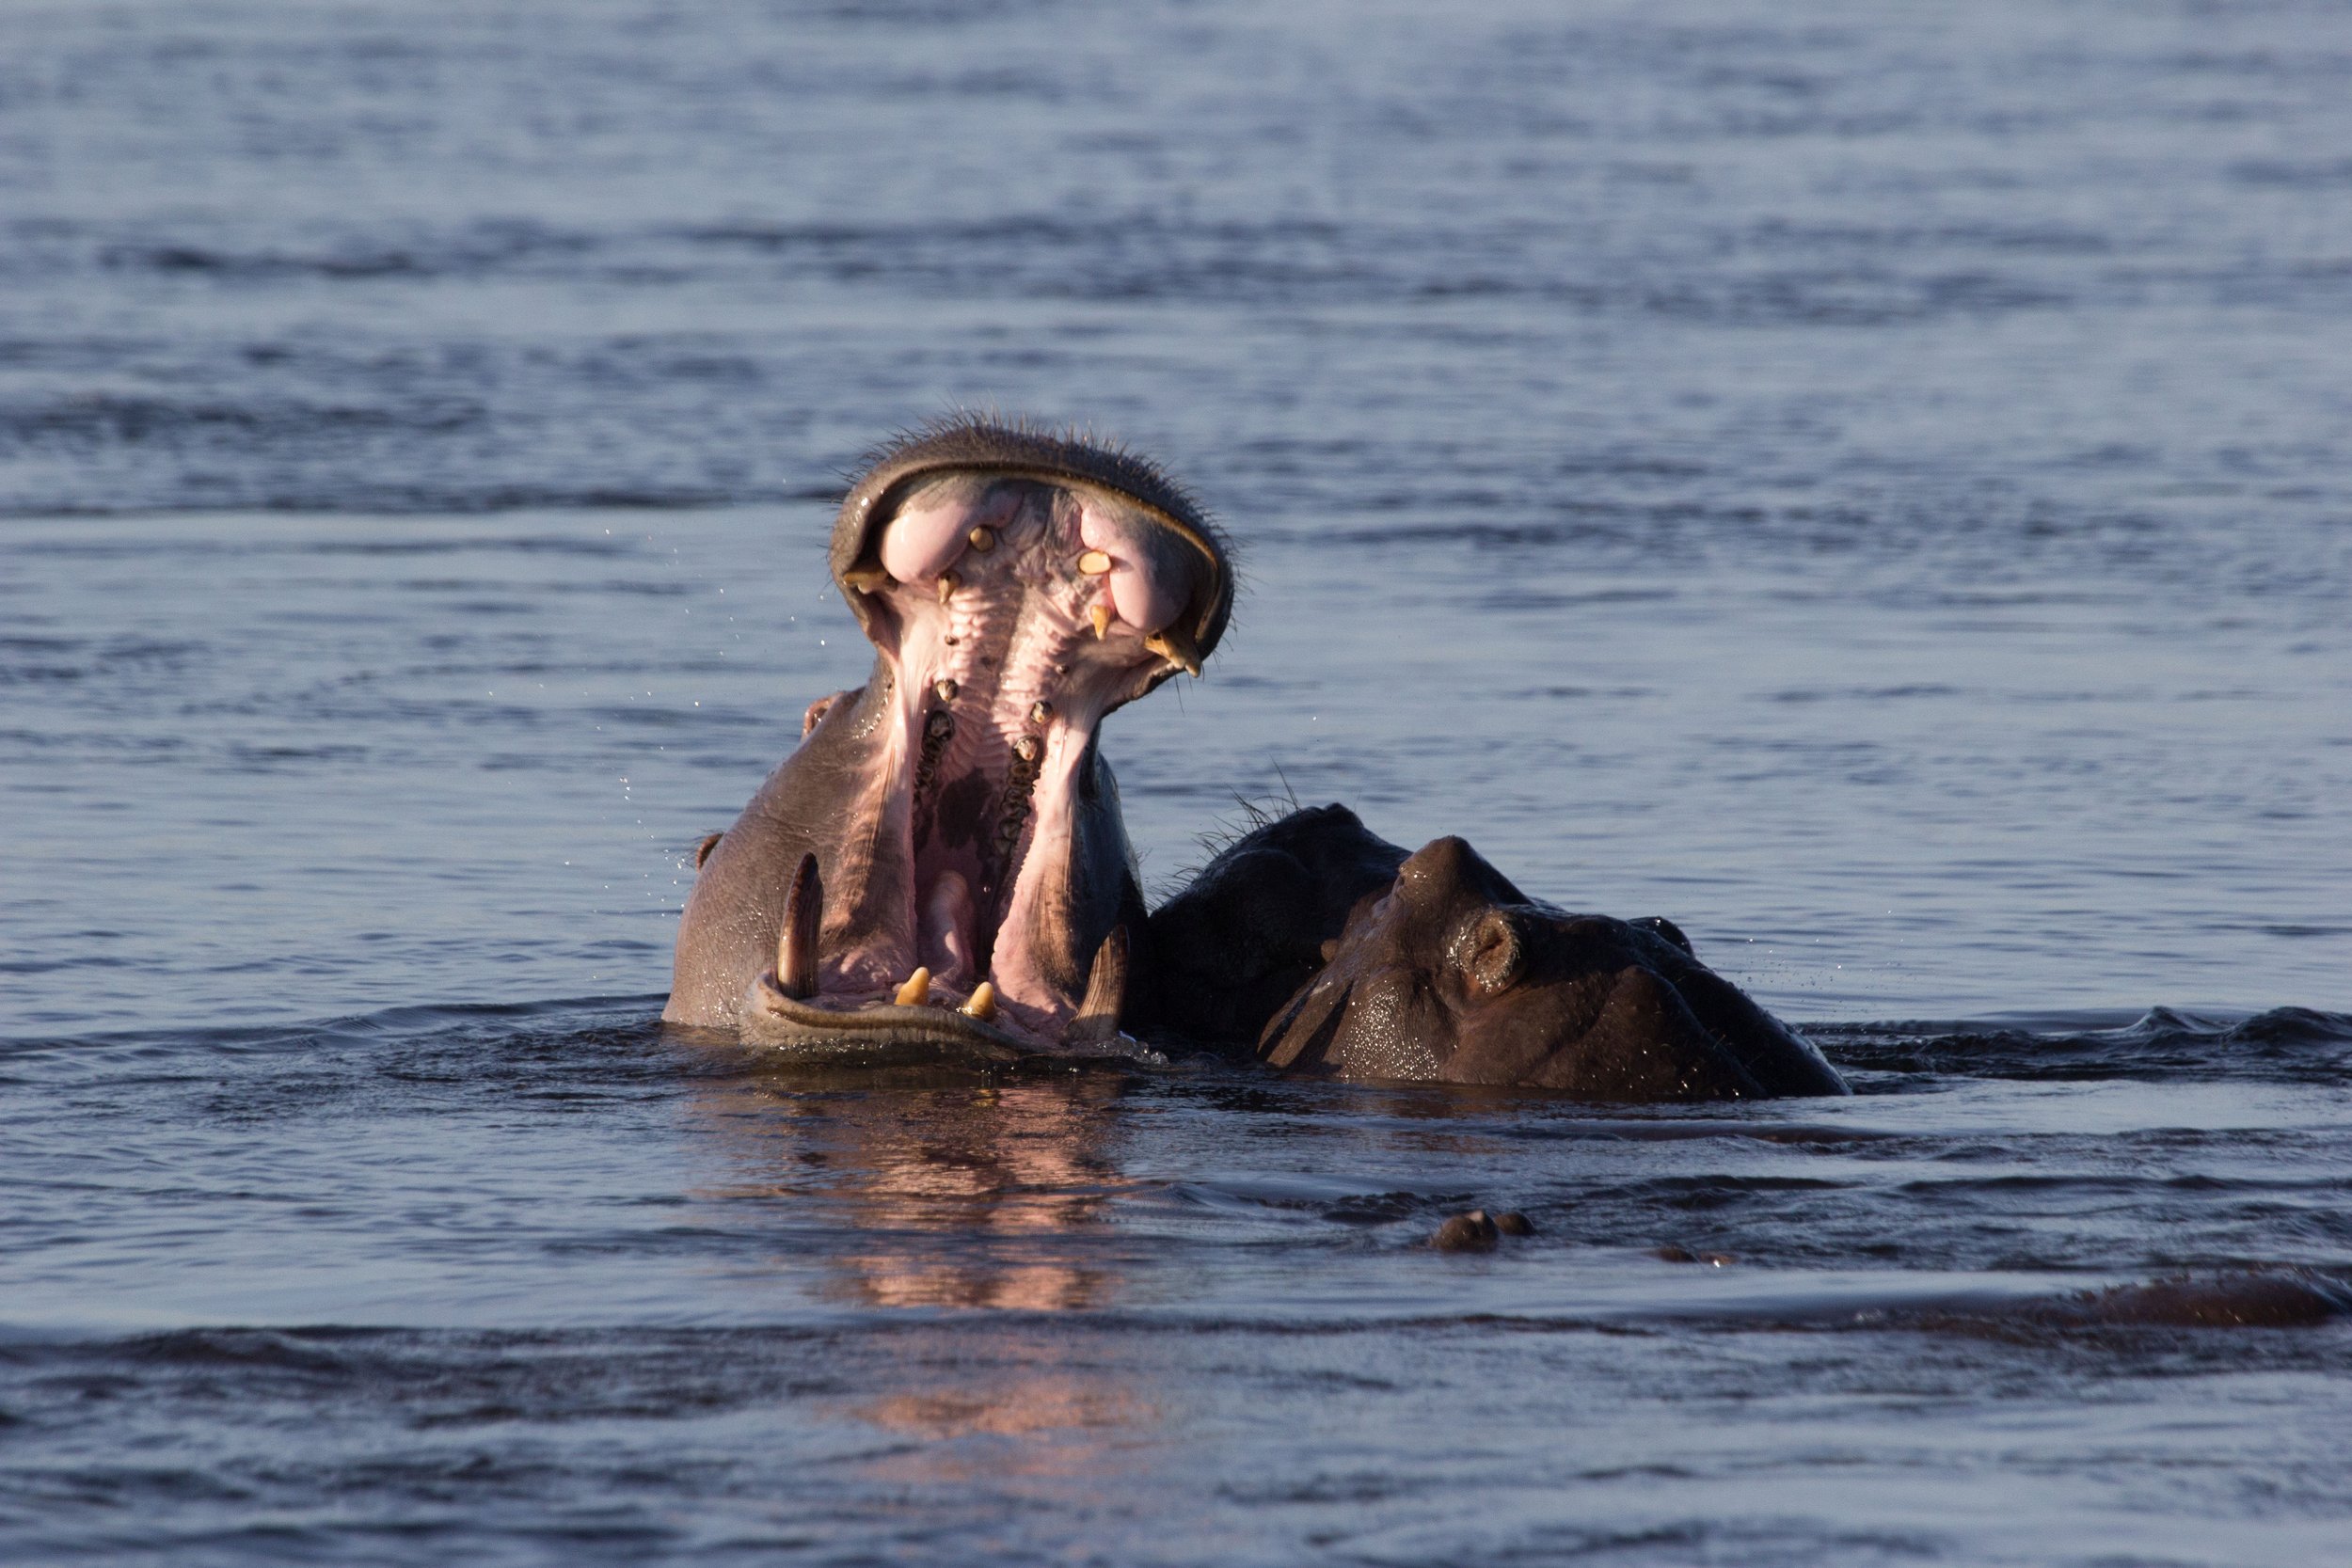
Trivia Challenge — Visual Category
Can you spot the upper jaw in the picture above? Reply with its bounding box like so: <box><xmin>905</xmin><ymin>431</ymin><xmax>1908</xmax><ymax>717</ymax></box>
<box><xmin>830</xmin><ymin>417</ymin><xmax>1233</xmax><ymax>677</ymax></box>
<box><xmin>741</xmin><ymin>420</ymin><xmax>1216</xmax><ymax>1061</ymax></box>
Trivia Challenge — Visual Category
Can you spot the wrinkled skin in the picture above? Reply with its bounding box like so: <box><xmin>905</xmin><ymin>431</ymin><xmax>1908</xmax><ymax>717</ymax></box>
<box><xmin>664</xmin><ymin>419</ymin><xmax>1232</xmax><ymax>1059</ymax></box>
<box><xmin>1140</xmin><ymin>806</ymin><xmax>1848</xmax><ymax>1100</ymax></box>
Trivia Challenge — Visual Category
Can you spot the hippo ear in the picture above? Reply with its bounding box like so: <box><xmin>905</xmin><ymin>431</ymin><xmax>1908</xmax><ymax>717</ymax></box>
<box><xmin>1458</xmin><ymin>910</ymin><xmax>1522</xmax><ymax>998</ymax></box>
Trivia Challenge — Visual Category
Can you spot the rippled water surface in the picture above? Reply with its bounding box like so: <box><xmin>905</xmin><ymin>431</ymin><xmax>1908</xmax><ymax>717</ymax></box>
<box><xmin>5</xmin><ymin>2</ymin><xmax>2351</xmax><ymax>1562</ymax></box>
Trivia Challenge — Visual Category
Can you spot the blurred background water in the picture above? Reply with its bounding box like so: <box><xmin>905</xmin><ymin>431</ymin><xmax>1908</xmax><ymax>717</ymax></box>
<box><xmin>3</xmin><ymin>2</ymin><xmax>2350</xmax><ymax>1563</ymax></box>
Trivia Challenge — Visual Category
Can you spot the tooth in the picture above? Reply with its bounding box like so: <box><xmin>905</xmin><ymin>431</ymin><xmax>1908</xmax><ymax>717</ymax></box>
<box><xmin>1143</xmin><ymin>628</ymin><xmax>1203</xmax><ymax>677</ymax></box>
<box><xmin>1029</xmin><ymin>700</ymin><xmax>1053</xmax><ymax>724</ymax></box>
<box><xmin>1066</xmin><ymin>926</ymin><xmax>1128</xmax><ymax>1043</ymax></box>
<box><xmin>1089</xmin><ymin>603</ymin><xmax>1112</xmax><ymax>640</ymax></box>
<box><xmin>933</xmin><ymin>677</ymin><xmax>959</xmax><ymax>703</ymax></box>
<box><xmin>774</xmin><ymin>853</ymin><xmax>820</xmax><ymax>1000</ymax></box>
<box><xmin>1013</xmin><ymin>735</ymin><xmax>1041</xmax><ymax>764</ymax></box>
<box><xmin>936</xmin><ymin>572</ymin><xmax>959</xmax><ymax>605</ymax></box>
<box><xmin>961</xmin><ymin>981</ymin><xmax>998</xmax><ymax>1022</ymax></box>
<box><xmin>842</xmin><ymin>565</ymin><xmax>891</xmax><ymax>595</ymax></box>
<box><xmin>894</xmin><ymin>967</ymin><xmax>931</xmax><ymax>1006</ymax></box>
<box><xmin>1077</xmin><ymin>549</ymin><xmax>1111</xmax><ymax>576</ymax></box>
<box><xmin>966</xmin><ymin>526</ymin><xmax>996</xmax><ymax>552</ymax></box>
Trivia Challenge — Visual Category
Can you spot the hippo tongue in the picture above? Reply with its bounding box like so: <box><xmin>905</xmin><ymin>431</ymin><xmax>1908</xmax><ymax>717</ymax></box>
<box><xmin>824</xmin><ymin>467</ymin><xmax>1217</xmax><ymax>1039</ymax></box>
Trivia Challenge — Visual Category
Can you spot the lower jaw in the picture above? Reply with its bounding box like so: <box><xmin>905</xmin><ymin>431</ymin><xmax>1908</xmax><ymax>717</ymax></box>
<box><xmin>755</xmin><ymin>844</ymin><xmax>1135</xmax><ymax>1059</ymax></box>
<box><xmin>744</xmin><ymin>987</ymin><xmax>1031</xmax><ymax>1064</ymax></box>
<box><xmin>742</xmin><ymin>979</ymin><xmax>1133</xmax><ymax>1065</ymax></box>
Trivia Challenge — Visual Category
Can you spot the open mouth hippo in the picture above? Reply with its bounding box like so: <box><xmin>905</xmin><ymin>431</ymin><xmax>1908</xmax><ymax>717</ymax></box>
<box><xmin>665</xmin><ymin>420</ymin><xmax>1839</xmax><ymax>1100</ymax></box>
<box><xmin>1138</xmin><ymin>805</ymin><xmax>1849</xmax><ymax>1100</ymax></box>
<box><xmin>662</xmin><ymin>418</ymin><xmax>1232</xmax><ymax>1060</ymax></box>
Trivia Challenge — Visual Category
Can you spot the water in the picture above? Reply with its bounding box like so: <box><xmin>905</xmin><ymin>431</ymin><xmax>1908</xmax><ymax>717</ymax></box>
<box><xmin>4</xmin><ymin>1</ymin><xmax>2351</xmax><ymax>1561</ymax></box>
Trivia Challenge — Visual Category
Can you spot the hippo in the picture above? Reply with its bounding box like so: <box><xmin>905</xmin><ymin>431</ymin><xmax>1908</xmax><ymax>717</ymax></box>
<box><xmin>665</xmin><ymin>420</ymin><xmax>1841</xmax><ymax>1100</ymax></box>
<box><xmin>663</xmin><ymin>418</ymin><xmax>1232</xmax><ymax>1060</ymax></box>
<box><xmin>1136</xmin><ymin>805</ymin><xmax>1849</xmax><ymax>1100</ymax></box>
<box><xmin>1133</xmin><ymin>802</ymin><xmax>1412</xmax><ymax>1050</ymax></box>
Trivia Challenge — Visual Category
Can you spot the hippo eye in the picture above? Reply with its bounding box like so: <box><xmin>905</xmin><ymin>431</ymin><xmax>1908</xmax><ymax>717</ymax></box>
<box><xmin>1459</xmin><ymin>911</ymin><xmax>1522</xmax><ymax>997</ymax></box>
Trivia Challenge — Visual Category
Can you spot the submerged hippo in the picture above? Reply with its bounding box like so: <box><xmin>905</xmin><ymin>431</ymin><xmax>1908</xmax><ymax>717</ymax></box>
<box><xmin>1137</xmin><ymin>805</ymin><xmax>1848</xmax><ymax>1099</ymax></box>
<box><xmin>664</xmin><ymin>418</ymin><xmax>1232</xmax><ymax>1058</ymax></box>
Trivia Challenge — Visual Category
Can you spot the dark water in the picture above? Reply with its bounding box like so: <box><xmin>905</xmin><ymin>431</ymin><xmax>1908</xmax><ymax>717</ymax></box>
<box><xmin>5</xmin><ymin>2</ymin><xmax>2352</xmax><ymax>1562</ymax></box>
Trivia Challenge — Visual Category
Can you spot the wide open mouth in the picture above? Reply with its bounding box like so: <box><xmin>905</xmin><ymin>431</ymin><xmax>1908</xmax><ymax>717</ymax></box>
<box><xmin>744</xmin><ymin>426</ymin><xmax>1228</xmax><ymax>1060</ymax></box>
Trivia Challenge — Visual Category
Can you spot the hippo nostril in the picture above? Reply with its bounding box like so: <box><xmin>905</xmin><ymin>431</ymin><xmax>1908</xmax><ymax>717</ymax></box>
<box><xmin>1397</xmin><ymin>835</ymin><xmax>1529</xmax><ymax>912</ymax></box>
<box><xmin>1397</xmin><ymin>836</ymin><xmax>1474</xmax><ymax>898</ymax></box>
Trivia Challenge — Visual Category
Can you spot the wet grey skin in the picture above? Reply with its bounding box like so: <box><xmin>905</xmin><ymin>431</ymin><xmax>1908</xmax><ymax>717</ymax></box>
<box><xmin>664</xmin><ymin>419</ymin><xmax>1232</xmax><ymax>1061</ymax></box>
<box><xmin>1139</xmin><ymin>805</ymin><xmax>1850</xmax><ymax>1100</ymax></box>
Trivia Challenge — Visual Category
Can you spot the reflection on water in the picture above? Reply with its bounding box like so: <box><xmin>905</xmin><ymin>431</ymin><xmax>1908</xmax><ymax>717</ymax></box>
<box><xmin>682</xmin><ymin>1063</ymin><xmax>1160</xmax><ymax>1467</ymax></box>
<box><xmin>3</xmin><ymin>1004</ymin><xmax>2350</xmax><ymax>1565</ymax></box>
<box><xmin>854</xmin><ymin>1372</ymin><xmax>1152</xmax><ymax>1444</ymax></box>
<box><xmin>846</xmin><ymin>1354</ymin><xmax>1159</xmax><ymax>1490</ymax></box>
<box><xmin>688</xmin><ymin>1062</ymin><xmax>1136</xmax><ymax>1311</ymax></box>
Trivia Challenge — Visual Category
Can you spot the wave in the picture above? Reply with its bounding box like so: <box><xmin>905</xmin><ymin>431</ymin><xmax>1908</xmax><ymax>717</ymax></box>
<box><xmin>1813</xmin><ymin>1006</ymin><xmax>2352</xmax><ymax>1083</ymax></box>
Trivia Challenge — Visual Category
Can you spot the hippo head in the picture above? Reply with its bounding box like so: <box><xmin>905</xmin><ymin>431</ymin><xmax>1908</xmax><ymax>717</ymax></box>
<box><xmin>1258</xmin><ymin>835</ymin><xmax>1848</xmax><ymax>1100</ymax></box>
<box><xmin>669</xmin><ymin>419</ymin><xmax>1233</xmax><ymax>1059</ymax></box>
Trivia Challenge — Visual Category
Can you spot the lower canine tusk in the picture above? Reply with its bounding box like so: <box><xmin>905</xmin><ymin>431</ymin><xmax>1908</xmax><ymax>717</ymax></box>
<box><xmin>894</xmin><ymin>967</ymin><xmax>931</xmax><ymax>1006</ymax></box>
<box><xmin>1065</xmin><ymin>926</ymin><xmax>1128</xmax><ymax>1043</ymax></box>
<box><xmin>961</xmin><ymin>981</ymin><xmax>997</xmax><ymax>1022</ymax></box>
<box><xmin>775</xmin><ymin>853</ymin><xmax>821</xmax><ymax>1000</ymax></box>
